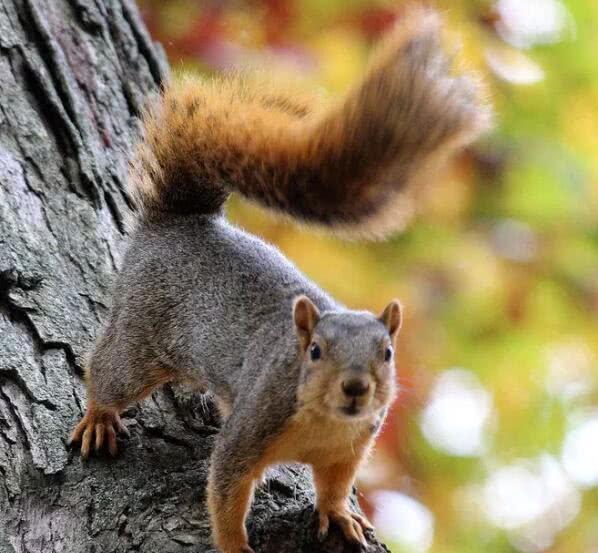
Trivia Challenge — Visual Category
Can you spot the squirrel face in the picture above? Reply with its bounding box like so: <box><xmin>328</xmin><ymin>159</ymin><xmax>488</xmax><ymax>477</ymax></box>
<box><xmin>293</xmin><ymin>296</ymin><xmax>402</xmax><ymax>422</ymax></box>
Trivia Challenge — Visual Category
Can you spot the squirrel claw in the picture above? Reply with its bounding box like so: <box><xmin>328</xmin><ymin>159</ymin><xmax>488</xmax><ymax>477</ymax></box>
<box><xmin>114</xmin><ymin>416</ymin><xmax>130</xmax><ymax>437</ymax></box>
<box><xmin>69</xmin><ymin>408</ymin><xmax>128</xmax><ymax>458</ymax></box>
<box><xmin>318</xmin><ymin>507</ymin><xmax>369</xmax><ymax>548</ymax></box>
<box><xmin>351</xmin><ymin>511</ymin><xmax>375</xmax><ymax>532</ymax></box>
<box><xmin>318</xmin><ymin>510</ymin><xmax>330</xmax><ymax>542</ymax></box>
<box><xmin>317</xmin><ymin>527</ymin><xmax>328</xmax><ymax>542</ymax></box>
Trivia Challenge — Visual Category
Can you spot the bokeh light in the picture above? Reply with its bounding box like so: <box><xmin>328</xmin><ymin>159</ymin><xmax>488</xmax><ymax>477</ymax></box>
<box><xmin>420</xmin><ymin>369</ymin><xmax>493</xmax><ymax>457</ymax></box>
<box><xmin>483</xmin><ymin>455</ymin><xmax>580</xmax><ymax>552</ymax></box>
<box><xmin>561</xmin><ymin>413</ymin><xmax>598</xmax><ymax>488</ymax></box>
<box><xmin>371</xmin><ymin>491</ymin><xmax>434</xmax><ymax>553</ymax></box>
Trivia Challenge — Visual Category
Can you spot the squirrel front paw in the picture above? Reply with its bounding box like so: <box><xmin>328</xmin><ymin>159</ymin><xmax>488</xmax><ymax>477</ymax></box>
<box><xmin>317</xmin><ymin>506</ymin><xmax>374</xmax><ymax>547</ymax></box>
<box><xmin>68</xmin><ymin>406</ymin><xmax>129</xmax><ymax>459</ymax></box>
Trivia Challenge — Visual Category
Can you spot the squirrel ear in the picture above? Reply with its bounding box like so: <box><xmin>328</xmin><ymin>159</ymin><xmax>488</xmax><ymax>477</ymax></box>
<box><xmin>293</xmin><ymin>295</ymin><xmax>320</xmax><ymax>350</ymax></box>
<box><xmin>379</xmin><ymin>299</ymin><xmax>402</xmax><ymax>339</ymax></box>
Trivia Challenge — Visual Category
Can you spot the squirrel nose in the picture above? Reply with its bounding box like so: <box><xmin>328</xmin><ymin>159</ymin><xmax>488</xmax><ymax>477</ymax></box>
<box><xmin>342</xmin><ymin>378</ymin><xmax>370</xmax><ymax>398</ymax></box>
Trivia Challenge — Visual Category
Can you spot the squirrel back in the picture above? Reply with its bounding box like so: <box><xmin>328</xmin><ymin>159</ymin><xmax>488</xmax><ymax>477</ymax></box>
<box><xmin>130</xmin><ymin>8</ymin><xmax>491</xmax><ymax>239</ymax></box>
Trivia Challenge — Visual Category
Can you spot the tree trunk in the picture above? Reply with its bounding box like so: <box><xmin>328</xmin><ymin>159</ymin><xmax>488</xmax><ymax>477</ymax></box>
<box><xmin>0</xmin><ymin>1</ymin><xmax>390</xmax><ymax>552</ymax></box>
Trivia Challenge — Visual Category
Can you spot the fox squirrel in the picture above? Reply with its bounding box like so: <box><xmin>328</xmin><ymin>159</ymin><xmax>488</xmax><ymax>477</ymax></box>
<box><xmin>69</xmin><ymin>7</ymin><xmax>490</xmax><ymax>553</ymax></box>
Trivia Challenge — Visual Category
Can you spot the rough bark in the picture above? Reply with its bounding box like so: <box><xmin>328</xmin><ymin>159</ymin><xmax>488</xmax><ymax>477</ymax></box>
<box><xmin>0</xmin><ymin>1</ymin><xmax>390</xmax><ymax>552</ymax></box>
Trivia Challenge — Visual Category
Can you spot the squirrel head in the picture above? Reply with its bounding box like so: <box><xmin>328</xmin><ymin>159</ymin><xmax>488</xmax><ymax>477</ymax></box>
<box><xmin>293</xmin><ymin>295</ymin><xmax>402</xmax><ymax>422</ymax></box>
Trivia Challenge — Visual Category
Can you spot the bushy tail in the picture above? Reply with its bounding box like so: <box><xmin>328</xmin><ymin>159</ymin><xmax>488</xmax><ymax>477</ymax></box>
<box><xmin>131</xmin><ymin>7</ymin><xmax>491</xmax><ymax>238</ymax></box>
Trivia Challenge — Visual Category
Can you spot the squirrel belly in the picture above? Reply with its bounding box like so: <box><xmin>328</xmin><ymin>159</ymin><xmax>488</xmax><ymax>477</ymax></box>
<box><xmin>69</xmin><ymin>7</ymin><xmax>491</xmax><ymax>553</ymax></box>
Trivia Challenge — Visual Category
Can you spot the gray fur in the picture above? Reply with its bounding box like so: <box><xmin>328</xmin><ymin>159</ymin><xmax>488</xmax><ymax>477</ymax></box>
<box><xmin>94</xmin><ymin>213</ymin><xmax>334</xmax><ymax>411</ymax></box>
<box><xmin>90</xmin><ymin>209</ymin><xmax>395</xmax><ymax>427</ymax></box>
<box><xmin>89</xmin><ymin>211</ymin><xmax>394</xmax><ymax>521</ymax></box>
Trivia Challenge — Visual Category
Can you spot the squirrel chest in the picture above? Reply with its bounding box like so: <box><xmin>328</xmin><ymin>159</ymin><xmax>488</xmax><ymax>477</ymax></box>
<box><xmin>261</xmin><ymin>408</ymin><xmax>375</xmax><ymax>469</ymax></box>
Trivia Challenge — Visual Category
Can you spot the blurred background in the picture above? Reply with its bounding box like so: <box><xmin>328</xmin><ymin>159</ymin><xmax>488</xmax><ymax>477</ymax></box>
<box><xmin>137</xmin><ymin>1</ymin><xmax>598</xmax><ymax>552</ymax></box>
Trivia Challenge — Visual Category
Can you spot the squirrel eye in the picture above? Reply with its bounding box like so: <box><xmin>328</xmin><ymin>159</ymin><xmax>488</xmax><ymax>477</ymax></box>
<box><xmin>384</xmin><ymin>346</ymin><xmax>393</xmax><ymax>362</ymax></box>
<box><xmin>310</xmin><ymin>343</ymin><xmax>321</xmax><ymax>361</ymax></box>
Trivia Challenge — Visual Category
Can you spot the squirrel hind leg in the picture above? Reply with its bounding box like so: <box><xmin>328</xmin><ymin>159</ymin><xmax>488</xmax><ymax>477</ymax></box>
<box><xmin>70</xmin><ymin>360</ymin><xmax>176</xmax><ymax>459</ymax></box>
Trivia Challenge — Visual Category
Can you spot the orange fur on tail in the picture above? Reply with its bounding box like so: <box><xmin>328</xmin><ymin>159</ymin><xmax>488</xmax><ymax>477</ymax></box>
<box><xmin>131</xmin><ymin>7</ymin><xmax>491</xmax><ymax>239</ymax></box>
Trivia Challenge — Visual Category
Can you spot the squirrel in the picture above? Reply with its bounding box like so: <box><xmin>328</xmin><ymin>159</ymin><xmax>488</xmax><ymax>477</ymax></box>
<box><xmin>69</xmin><ymin>7</ymin><xmax>490</xmax><ymax>553</ymax></box>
